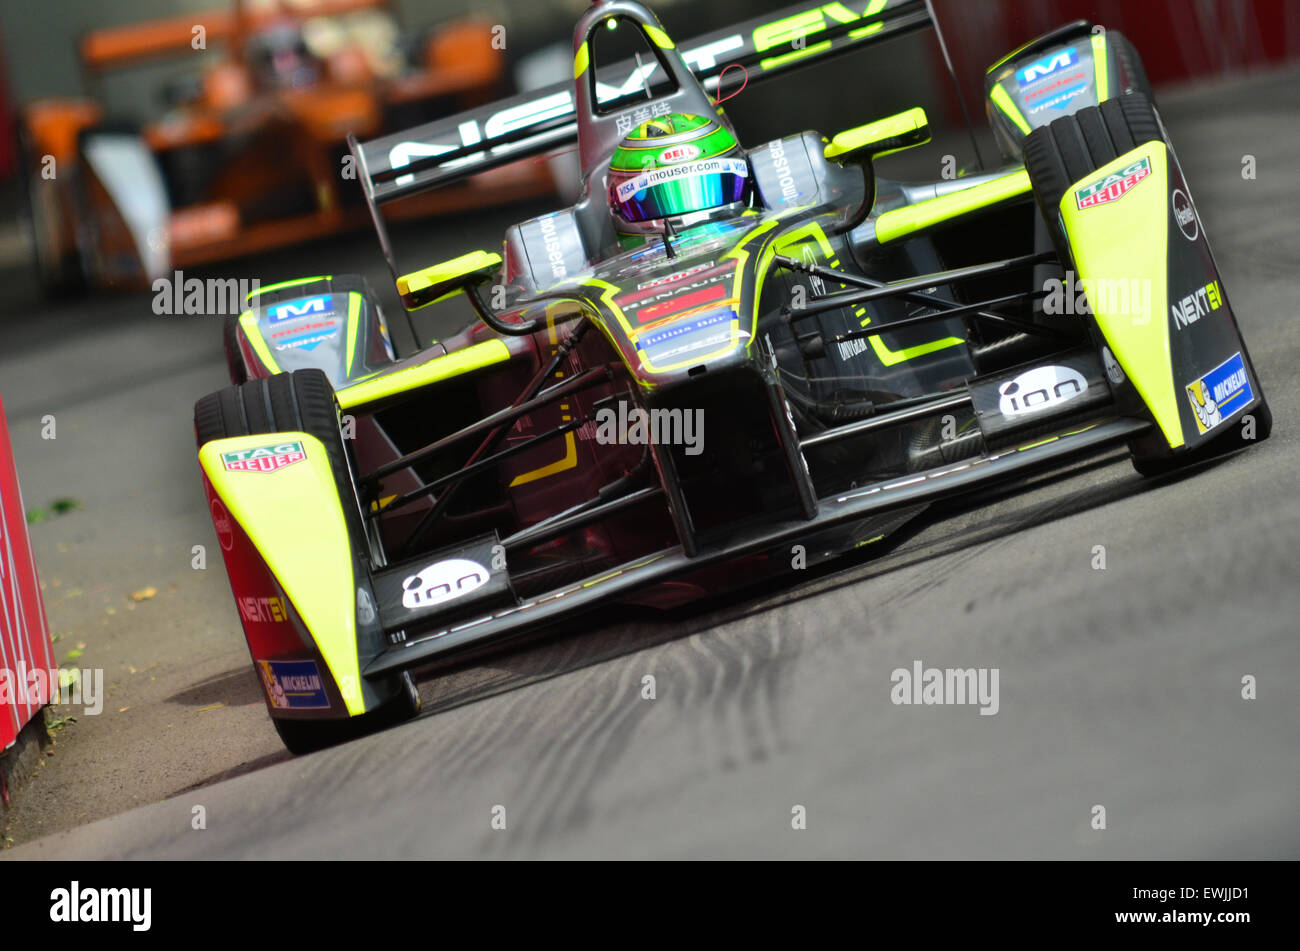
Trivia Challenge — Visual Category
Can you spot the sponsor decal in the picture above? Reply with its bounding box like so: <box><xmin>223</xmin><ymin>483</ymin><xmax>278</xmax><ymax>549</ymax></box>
<box><xmin>211</xmin><ymin>497</ymin><xmax>234</xmax><ymax>551</ymax></box>
<box><xmin>1075</xmin><ymin>156</ymin><xmax>1151</xmax><ymax>209</ymax></box>
<box><xmin>636</xmin><ymin>309</ymin><xmax>734</xmax><ymax>349</ymax></box>
<box><xmin>765</xmin><ymin>137</ymin><xmax>801</xmax><ymax>204</ymax></box>
<box><xmin>658</xmin><ymin>144</ymin><xmax>701</xmax><ymax>164</ymax></box>
<box><xmin>615</xmin><ymin>157</ymin><xmax>748</xmax><ymax>203</ymax></box>
<box><xmin>271</xmin><ymin>318</ymin><xmax>338</xmax><ymax>352</ymax></box>
<box><xmin>222</xmin><ymin>441</ymin><xmax>306</xmax><ymax>473</ymax></box>
<box><xmin>238</xmin><ymin>595</ymin><xmax>289</xmax><ymax>623</ymax></box>
<box><xmin>997</xmin><ymin>365</ymin><xmax>1089</xmax><ymax>417</ymax></box>
<box><xmin>537</xmin><ymin>213</ymin><xmax>569</xmax><ymax>280</ymax></box>
<box><xmin>401</xmin><ymin>558</ymin><xmax>490</xmax><ymax>610</ymax></box>
<box><xmin>1185</xmin><ymin>351</ymin><xmax>1253</xmax><ymax>435</ymax></box>
<box><xmin>268</xmin><ymin>294</ymin><xmax>333</xmax><ymax>323</ymax></box>
<box><xmin>1171</xmin><ymin>188</ymin><xmax>1199</xmax><ymax>241</ymax></box>
<box><xmin>258</xmin><ymin>659</ymin><xmax>330</xmax><ymax>710</ymax></box>
<box><xmin>1171</xmin><ymin>279</ymin><xmax>1222</xmax><ymax>330</ymax></box>
<box><xmin>1025</xmin><ymin>74</ymin><xmax>1089</xmax><ymax>114</ymax></box>
<box><xmin>1101</xmin><ymin>346</ymin><xmax>1125</xmax><ymax>386</ymax></box>
<box><xmin>1017</xmin><ymin>46</ymin><xmax>1078</xmax><ymax>87</ymax></box>
<box><xmin>635</xmin><ymin>261</ymin><xmax>715</xmax><ymax>291</ymax></box>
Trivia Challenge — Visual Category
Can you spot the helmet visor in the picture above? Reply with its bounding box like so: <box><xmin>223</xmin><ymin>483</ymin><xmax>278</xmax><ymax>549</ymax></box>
<box><xmin>613</xmin><ymin>158</ymin><xmax>749</xmax><ymax>223</ymax></box>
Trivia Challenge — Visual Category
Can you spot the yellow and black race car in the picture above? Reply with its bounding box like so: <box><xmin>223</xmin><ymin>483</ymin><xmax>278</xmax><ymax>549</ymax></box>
<box><xmin>195</xmin><ymin>0</ymin><xmax>1270</xmax><ymax>753</ymax></box>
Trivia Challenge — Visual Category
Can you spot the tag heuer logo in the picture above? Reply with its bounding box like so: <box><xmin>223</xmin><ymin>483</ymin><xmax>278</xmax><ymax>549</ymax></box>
<box><xmin>222</xmin><ymin>441</ymin><xmax>306</xmax><ymax>473</ymax></box>
<box><xmin>1075</xmin><ymin>157</ymin><xmax>1152</xmax><ymax>209</ymax></box>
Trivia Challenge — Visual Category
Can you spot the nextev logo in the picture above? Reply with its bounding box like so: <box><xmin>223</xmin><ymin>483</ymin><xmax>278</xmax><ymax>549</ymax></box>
<box><xmin>891</xmin><ymin>661</ymin><xmax>1000</xmax><ymax>715</ymax></box>
<box><xmin>1172</xmin><ymin>279</ymin><xmax>1222</xmax><ymax>330</ymax></box>
<box><xmin>50</xmin><ymin>881</ymin><xmax>151</xmax><ymax>931</ymax></box>
<box><xmin>594</xmin><ymin>402</ymin><xmax>704</xmax><ymax>456</ymax></box>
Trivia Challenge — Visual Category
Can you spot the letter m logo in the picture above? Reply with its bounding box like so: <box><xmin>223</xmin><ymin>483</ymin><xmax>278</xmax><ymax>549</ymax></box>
<box><xmin>268</xmin><ymin>295</ymin><xmax>330</xmax><ymax>323</ymax></box>
<box><xmin>1017</xmin><ymin>47</ymin><xmax>1076</xmax><ymax>86</ymax></box>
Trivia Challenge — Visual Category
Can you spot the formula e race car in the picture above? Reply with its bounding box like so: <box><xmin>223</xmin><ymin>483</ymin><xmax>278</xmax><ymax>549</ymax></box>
<box><xmin>195</xmin><ymin>0</ymin><xmax>1271</xmax><ymax>752</ymax></box>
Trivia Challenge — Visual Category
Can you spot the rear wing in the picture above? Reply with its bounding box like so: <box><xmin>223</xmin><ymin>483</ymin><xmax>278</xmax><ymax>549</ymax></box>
<box><xmin>352</xmin><ymin>0</ymin><xmax>936</xmax><ymax>209</ymax></box>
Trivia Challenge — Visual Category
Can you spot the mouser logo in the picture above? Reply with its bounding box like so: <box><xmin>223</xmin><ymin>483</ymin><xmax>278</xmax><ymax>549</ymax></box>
<box><xmin>659</xmin><ymin>144</ymin><xmax>700</xmax><ymax>164</ymax></box>
<box><xmin>1075</xmin><ymin>157</ymin><xmax>1151</xmax><ymax>209</ymax></box>
<box><xmin>766</xmin><ymin>138</ymin><xmax>801</xmax><ymax>204</ymax></box>
<box><xmin>221</xmin><ymin>441</ymin><xmax>306</xmax><ymax>473</ymax></box>
<box><xmin>401</xmin><ymin>558</ymin><xmax>490</xmax><ymax>610</ymax></box>
<box><xmin>537</xmin><ymin>214</ymin><xmax>568</xmax><ymax>280</ymax></box>
<box><xmin>997</xmin><ymin>365</ymin><xmax>1088</xmax><ymax>417</ymax></box>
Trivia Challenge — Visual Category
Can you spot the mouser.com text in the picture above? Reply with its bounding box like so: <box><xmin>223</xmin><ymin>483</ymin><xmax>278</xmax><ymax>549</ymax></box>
<box><xmin>615</xmin><ymin>158</ymin><xmax>748</xmax><ymax>203</ymax></box>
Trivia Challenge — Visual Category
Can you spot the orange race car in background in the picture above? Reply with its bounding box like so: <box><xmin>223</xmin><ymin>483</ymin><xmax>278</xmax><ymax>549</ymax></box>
<box><xmin>17</xmin><ymin>0</ymin><xmax>555</xmax><ymax>295</ymax></box>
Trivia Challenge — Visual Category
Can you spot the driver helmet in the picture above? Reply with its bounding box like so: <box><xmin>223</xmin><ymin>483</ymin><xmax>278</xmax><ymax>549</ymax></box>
<box><xmin>607</xmin><ymin>113</ymin><xmax>752</xmax><ymax>248</ymax></box>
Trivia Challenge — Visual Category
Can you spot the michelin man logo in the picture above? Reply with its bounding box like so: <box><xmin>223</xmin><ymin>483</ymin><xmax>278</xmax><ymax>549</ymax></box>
<box><xmin>1186</xmin><ymin>380</ymin><xmax>1222</xmax><ymax>432</ymax></box>
<box><xmin>401</xmin><ymin>558</ymin><xmax>489</xmax><ymax>610</ymax></box>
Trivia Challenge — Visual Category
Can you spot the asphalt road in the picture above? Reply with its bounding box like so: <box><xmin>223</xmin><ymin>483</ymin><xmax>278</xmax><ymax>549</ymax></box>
<box><xmin>2</xmin><ymin>68</ymin><xmax>1297</xmax><ymax>858</ymax></box>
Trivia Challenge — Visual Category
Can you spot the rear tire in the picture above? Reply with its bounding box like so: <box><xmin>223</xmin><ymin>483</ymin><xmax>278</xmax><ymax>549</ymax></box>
<box><xmin>195</xmin><ymin>369</ymin><xmax>419</xmax><ymax>753</ymax></box>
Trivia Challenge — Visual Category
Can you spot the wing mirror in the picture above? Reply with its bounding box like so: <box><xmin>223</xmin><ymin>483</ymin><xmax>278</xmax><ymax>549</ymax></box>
<box><xmin>824</xmin><ymin>107</ymin><xmax>931</xmax><ymax>164</ymax></box>
<box><xmin>396</xmin><ymin>249</ymin><xmax>501</xmax><ymax>311</ymax></box>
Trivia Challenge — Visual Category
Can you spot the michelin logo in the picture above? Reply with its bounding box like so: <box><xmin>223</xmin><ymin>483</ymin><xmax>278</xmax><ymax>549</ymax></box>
<box><xmin>1185</xmin><ymin>351</ymin><xmax>1253</xmax><ymax>435</ymax></box>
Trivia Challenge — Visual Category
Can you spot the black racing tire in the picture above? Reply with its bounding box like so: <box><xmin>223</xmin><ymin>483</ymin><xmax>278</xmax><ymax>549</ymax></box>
<box><xmin>221</xmin><ymin>316</ymin><xmax>247</xmax><ymax>385</ymax></box>
<box><xmin>1023</xmin><ymin>92</ymin><xmax>1162</xmax><ymax>255</ymax></box>
<box><xmin>1105</xmin><ymin>30</ymin><xmax>1154</xmax><ymax>102</ymax></box>
<box><xmin>194</xmin><ymin>369</ymin><xmax>419</xmax><ymax>753</ymax></box>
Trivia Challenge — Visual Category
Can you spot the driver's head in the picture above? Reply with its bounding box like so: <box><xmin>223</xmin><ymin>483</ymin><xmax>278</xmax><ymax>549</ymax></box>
<box><xmin>607</xmin><ymin>113</ymin><xmax>751</xmax><ymax>247</ymax></box>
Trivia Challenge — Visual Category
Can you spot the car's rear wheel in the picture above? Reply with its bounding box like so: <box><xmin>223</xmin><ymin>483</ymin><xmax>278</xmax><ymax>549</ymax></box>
<box><xmin>194</xmin><ymin>369</ymin><xmax>421</xmax><ymax>753</ymax></box>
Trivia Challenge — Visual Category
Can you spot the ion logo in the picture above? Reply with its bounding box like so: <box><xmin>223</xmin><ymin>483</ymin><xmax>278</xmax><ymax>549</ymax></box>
<box><xmin>401</xmin><ymin>558</ymin><xmax>489</xmax><ymax>610</ymax></box>
<box><xmin>1076</xmin><ymin>157</ymin><xmax>1151</xmax><ymax>209</ymax></box>
<box><xmin>998</xmin><ymin>365</ymin><xmax>1088</xmax><ymax>417</ymax></box>
<box><xmin>1017</xmin><ymin>46</ymin><xmax>1077</xmax><ymax>87</ymax></box>
<box><xmin>1172</xmin><ymin>188</ymin><xmax>1198</xmax><ymax>241</ymax></box>
<box><xmin>658</xmin><ymin>144</ymin><xmax>700</xmax><ymax>164</ymax></box>
<box><xmin>221</xmin><ymin>441</ymin><xmax>306</xmax><ymax>473</ymax></box>
<box><xmin>1102</xmin><ymin>346</ymin><xmax>1125</xmax><ymax>386</ymax></box>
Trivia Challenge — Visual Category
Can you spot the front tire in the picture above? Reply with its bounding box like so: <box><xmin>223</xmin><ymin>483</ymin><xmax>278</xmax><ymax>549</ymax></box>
<box><xmin>195</xmin><ymin>369</ymin><xmax>420</xmax><ymax>753</ymax></box>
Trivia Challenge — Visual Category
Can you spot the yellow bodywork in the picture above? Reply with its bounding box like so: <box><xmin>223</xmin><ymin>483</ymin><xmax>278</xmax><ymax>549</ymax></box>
<box><xmin>1060</xmin><ymin>141</ymin><xmax>1183</xmax><ymax>448</ymax></box>
<box><xmin>200</xmin><ymin>433</ymin><xmax>366</xmax><ymax>716</ymax></box>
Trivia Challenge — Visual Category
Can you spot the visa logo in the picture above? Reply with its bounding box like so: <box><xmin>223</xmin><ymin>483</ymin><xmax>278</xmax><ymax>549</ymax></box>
<box><xmin>1018</xmin><ymin>47</ymin><xmax>1078</xmax><ymax>86</ymax></box>
<box><xmin>269</xmin><ymin>295</ymin><xmax>332</xmax><ymax>322</ymax></box>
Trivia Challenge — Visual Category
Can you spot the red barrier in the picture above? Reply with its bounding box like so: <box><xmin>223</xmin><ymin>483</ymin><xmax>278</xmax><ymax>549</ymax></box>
<box><xmin>0</xmin><ymin>395</ymin><xmax>56</xmax><ymax>751</ymax></box>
